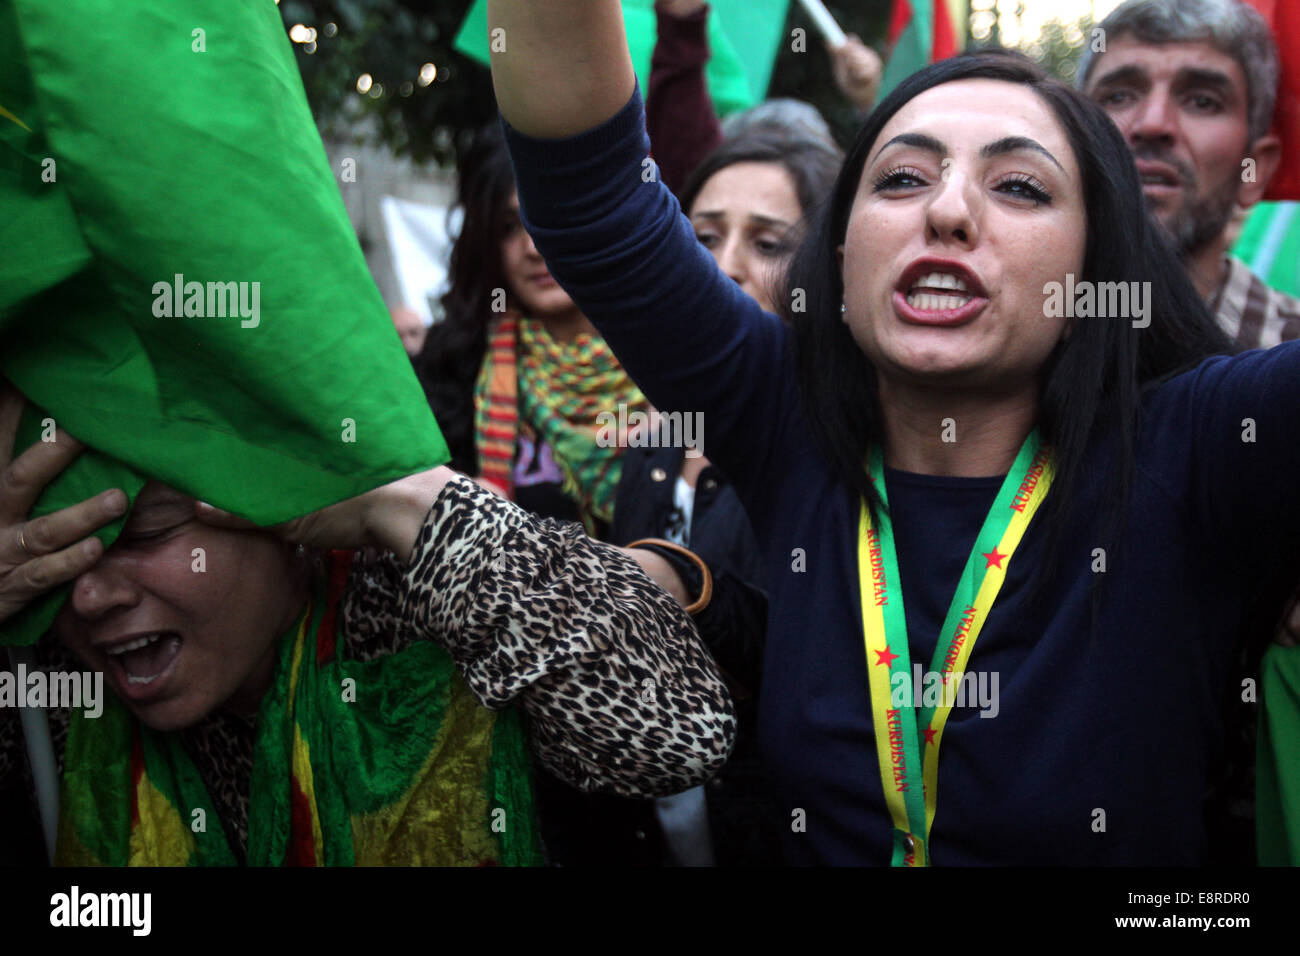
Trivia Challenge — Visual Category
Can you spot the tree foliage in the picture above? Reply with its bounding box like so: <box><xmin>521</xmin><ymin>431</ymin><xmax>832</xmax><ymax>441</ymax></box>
<box><xmin>278</xmin><ymin>0</ymin><xmax>493</xmax><ymax>166</ymax></box>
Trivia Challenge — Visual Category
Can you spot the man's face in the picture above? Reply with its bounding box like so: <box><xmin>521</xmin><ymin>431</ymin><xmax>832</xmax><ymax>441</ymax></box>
<box><xmin>1085</xmin><ymin>37</ymin><xmax>1252</xmax><ymax>257</ymax></box>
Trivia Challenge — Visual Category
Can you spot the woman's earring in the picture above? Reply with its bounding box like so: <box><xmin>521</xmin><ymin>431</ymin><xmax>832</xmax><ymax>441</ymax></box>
<box><xmin>840</xmin><ymin>302</ymin><xmax>847</xmax><ymax>314</ymax></box>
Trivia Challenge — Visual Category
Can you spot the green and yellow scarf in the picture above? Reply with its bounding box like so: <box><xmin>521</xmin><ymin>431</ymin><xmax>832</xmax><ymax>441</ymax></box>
<box><xmin>54</xmin><ymin>552</ymin><xmax>542</xmax><ymax>866</ymax></box>
<box><xmin>474</xmin><ymin>313</ymin><xmax>647</xmax><ymax>533</ymax></box>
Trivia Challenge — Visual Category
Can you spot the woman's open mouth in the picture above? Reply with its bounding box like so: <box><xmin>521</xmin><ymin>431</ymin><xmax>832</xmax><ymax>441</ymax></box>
<box><xmin>894</xmin><ymin>268</ymin><xmax>988</xmax><ymax>326</ymax></box>
<box><xmin>101</xmin><ymin>632</ymin><xmax>183</xmax><ymax>701</ymax></box>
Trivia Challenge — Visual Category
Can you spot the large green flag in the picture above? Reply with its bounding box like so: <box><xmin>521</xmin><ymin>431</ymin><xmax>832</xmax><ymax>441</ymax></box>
<box><xmin>454</xmin><ymin>0</ymin><xmax>792</xmax><ymax>116</ymax></box>
<box><xmin>0</xmin><ymin>0</ymin><xmax>449</xmax><ymax>646</ymax></box>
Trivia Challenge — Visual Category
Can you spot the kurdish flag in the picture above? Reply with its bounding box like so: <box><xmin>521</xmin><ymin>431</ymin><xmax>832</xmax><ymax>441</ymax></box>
<box><xmin>454</xmin><ymin>0</ymin><xmax>791</xmax><ymax>116</ymax></box>
<box><xmin>880</xmin><ymin>0</ymin><xmax>963</xmax><ymax>99</ymax></box>
<box><xmin>0</xmin><ymin>0</ymin><xmax>450</xmax><ymax>646</ymax></box>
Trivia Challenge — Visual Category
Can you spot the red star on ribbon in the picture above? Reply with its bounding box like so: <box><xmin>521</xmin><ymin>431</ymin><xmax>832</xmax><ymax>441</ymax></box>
<box><xmin>874</xmin><ymin>645</ymin><xmax>899</xmax><ymax>667</ymax></box>
<box><xmin>982</xmin><ymin>546</ymin><xmax>1007</xmax><ymax>569</ymax></box>
<box><xmin>923</xmin><ymin>728</ymin><xmax>937</xmax><ymax>744</ymax></box>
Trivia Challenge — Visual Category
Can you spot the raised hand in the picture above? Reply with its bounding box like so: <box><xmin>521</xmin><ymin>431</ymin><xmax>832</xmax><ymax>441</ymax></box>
<box><xmin>488</xmin><ymin>0</ymin><xmax>634</xmax><ymax>138</ymax></box>
<box><xmin>0</xmin><ymin>384</ymin><xmax>127</xmax><ymax>624</ymax></box>
<box><xmin>830</xmin><ymin>34</ymin><xmax>883</xmax><ymax>112</ymax></box>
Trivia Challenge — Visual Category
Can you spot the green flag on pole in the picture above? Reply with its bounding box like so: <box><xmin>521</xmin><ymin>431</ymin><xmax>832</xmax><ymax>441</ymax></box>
<box><xmin>0</xmin><ymin>0</ymin><xmax>450</xmax><ymax>646</ymax></box>
<box><xmin>454</xmin><ymin>0</ymin><xmax>792</xmax><ymax>116</ymax></box>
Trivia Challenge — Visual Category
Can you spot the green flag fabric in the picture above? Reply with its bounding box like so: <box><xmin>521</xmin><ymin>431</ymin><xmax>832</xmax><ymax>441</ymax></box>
<box><xmin>0</xmin><ymin>0</ymin><xmax>449</xmax><ymax>646</ymax></box>
<box><xmin>1231</xmin><ymin>201</ymin><xmax>1300</xmax><ymax>298</ymax></box>
<box><xmin>1257</xmin><ymin>643</ymin><xmax>1300</xmax><ymax>865</ymax></box>
<box><xmin>880</xmin><ymin>0</ymin><xmax>935</xmax><ymax>100</ymax></box>
<box><xmin>454</xmin><ymin>0</ymin><xmax>790</xmax><ymax>116</ymax></box>
<box><xmin>710</xmin><ymin>0</ymin><xmax>791</xmax><ymax>104</ymax></box>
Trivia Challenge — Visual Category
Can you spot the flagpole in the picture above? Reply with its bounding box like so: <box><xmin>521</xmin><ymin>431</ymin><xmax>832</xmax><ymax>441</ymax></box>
<box><xmin>8</xmin><ymin>645</ymin><xmax>58</xmax><ymax>862</ymax></box>
<box><xmin>796</xmin><ymin>0</ymin><xmax>848</xmax><ymax>48</ymax></box>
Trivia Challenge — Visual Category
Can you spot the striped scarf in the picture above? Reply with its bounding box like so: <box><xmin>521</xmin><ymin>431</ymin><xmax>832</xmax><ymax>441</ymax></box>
<box><xmin>53</xmin><ymin>552</ymin><xmax>542</xmax><ymax>866</ymax></box>
<box><xmin>474</xmin><ymin>313</ymin><xmax>646</xmax><ymax>532</ymax></box>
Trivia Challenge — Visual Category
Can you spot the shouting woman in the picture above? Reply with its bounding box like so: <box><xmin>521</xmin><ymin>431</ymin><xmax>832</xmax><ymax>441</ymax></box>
<box><xmin>486</xmin><ymin>0</ymin><xmax>1300</xmax><ymax>865</ymax></box>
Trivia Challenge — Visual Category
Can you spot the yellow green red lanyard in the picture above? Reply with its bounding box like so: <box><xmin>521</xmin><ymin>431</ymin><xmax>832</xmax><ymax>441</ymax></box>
<box><xmin>856</xmin><ymin>432</ymin><xmax>1054</xmax><ymax>866</ymax></box>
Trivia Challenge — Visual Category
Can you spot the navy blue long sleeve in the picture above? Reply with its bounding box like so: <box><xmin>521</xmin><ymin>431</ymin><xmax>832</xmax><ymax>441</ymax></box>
<box><xmin>504</xmin><ymin>88</ymin><xmax>1300</xmax><ymax>865</ymax></box>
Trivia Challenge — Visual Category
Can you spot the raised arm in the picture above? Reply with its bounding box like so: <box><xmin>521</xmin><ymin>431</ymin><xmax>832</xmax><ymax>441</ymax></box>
<box><xmin>488</xmin><ymin>6</ymin><xmax>802</xmax><ymax>501</ymax></box>
<box><xmin>487</xmin><ymin>0</ymin><xmax>636</xmax><ymax>138</ymax></box>
<box><xmin>647</xmin><ymin>0</ymin><xmax>723</xmax><ymax>193</ymax></box>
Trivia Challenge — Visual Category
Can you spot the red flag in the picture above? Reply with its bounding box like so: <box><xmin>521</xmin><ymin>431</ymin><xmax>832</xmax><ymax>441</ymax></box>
<box><xmin>887</xmin><ymin>0</ymin><xmax>911</xmax><ymax>44</ymax></box>
<box><xmin>1243</xmin><ymin>0</ymin><xmax>1299</xmax><ymax>200</ymax></box>
<box><xmin>888</xmin><ymin>1</ymin><xmax>958</xmax><ymax>61</ymax></box>
<box><xmin>933</xmin><ymin>0</ymin><xmax>958</xmax><ymax>61</ymax></box>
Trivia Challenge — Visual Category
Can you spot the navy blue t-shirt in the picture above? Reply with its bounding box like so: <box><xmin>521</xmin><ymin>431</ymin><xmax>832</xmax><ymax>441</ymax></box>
<box><xmin>504</xmin><ymin>88</ymin><xmax>1300</xmax><ymax>864</ymax></box>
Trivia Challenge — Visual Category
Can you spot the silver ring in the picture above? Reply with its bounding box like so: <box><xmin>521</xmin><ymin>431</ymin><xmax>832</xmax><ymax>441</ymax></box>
<box><xmin>17</xmin><ymin>524</ymin><xmax>33</xmax><ymax>557</ymax></box>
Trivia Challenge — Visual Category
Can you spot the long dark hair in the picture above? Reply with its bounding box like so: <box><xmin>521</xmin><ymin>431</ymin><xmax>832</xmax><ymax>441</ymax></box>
<box><xmin>413</xmin><ymin>123</ymin><xmax>517</xmax><ymax>475</ymax></box>
<box><xmin>677</xmin><ymin>126</ymin><xmax>843</xmax><ymax>224</ymax></box>
<box><xmin>782</xmin><ymin>51</ymin><xmax>1233</xmax><ymax>598</ymax></box>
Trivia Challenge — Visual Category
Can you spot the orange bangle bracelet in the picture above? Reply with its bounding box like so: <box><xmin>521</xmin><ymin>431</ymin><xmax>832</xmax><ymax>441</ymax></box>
<box><xmin>624</xmin><ymin>537</ymin><xmax>714</xmax><ymax>615</ymax></box>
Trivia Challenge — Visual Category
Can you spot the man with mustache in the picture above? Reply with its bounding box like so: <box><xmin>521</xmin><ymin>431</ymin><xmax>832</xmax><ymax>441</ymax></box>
<box><xmin>1081</xmin><ymin>0</ymin><xmax>1298</xmax><ymax>348</ymax></box>
<box><xmin>1083</xmin><ymin>0</ymin><xmax>1300</xmax><ymax>867</ymax></box>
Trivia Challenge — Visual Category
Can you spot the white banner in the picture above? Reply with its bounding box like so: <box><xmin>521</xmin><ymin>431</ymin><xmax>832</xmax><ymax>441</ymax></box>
<box><xmin>380</xmin><ymin>195</ymin><xmax>457</xmax><ymax>325</ymax></box>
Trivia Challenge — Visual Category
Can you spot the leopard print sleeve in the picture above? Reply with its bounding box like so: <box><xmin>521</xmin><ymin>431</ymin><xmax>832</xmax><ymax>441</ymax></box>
<box><xmin>397</xmin><ymin>473</ymin><xmax>737</xmax><ymax>799</ymax></box>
